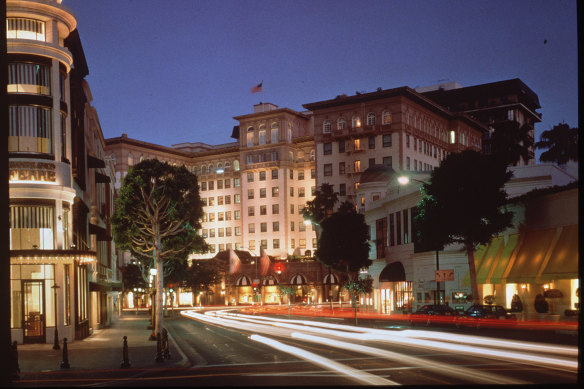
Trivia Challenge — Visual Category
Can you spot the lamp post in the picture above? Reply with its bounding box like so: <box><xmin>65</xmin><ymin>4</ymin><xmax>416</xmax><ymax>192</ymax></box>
<box><xmin>398</xmin><ymin>174</ymin><xmax>442</xmax><ymax>305</ymax></box>
<box><xmin>51</xmin><ymin>283</ymin><xmax>60</xmax><ymax>350</ymax></box>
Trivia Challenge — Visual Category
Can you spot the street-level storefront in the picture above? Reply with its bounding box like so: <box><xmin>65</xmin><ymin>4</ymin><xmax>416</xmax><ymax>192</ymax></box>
<box><xmin>378</xmin><ymin>262</ymin><xmax>413</xmax><ymax>313</ymax></box>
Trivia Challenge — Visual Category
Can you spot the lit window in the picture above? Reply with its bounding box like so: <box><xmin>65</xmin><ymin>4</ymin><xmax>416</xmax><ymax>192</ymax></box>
<box><xmin>367</xmin><ymin>113</ymin><xmax>376</xmax><ymax>126</ymax></box>
<box><xmin>382</xmin><ymin>111</ymin><xmax>392</xmax><ymax>124</ymax></box>
<box><xmin>9</xmin><ymin>106</ymin><xmax>53</xmax><ymax>154</ymax></box>
<box><xmin>354</xmin><ymin>160</ymin><xmax>361</xmax><ymax>173</ymax></box>
<box><xmin>337</xmin><ymin>117</ymin><xmax>346</xmax><ymax>130</ymax></box>
<box><xmin>8</xmin><ymin>63</ymin><xmax>51</xmax><ymax>95</ymax></box>
<box><xmin>449</xmin><ymin>130</ymin><xmax>456</xmax><ymax>144</ymax></box>
<box><xmin>247</xmin><ymin>127</ymin><xmax>254</xmax><ymax>146</ymax></box>
<box><xmin>259</xmin><ymin>125</ymin><xmax>266</xmax><ymax>145</ymax></box>
<box><xmin>271</xmin><ymin>122</ymin><xmax>279</xmax><ymax>143</ymax></box>
<box><xmin>352</xmin><ymin>116</ymin><xmax>361</xmax><ymax>128</ymax></box>
<box><xmin>272</xmin><ymin>187</ymin><xmax>279</xmax><ymax>197</ymax></box>
<box><xmin>7</xmin><ymin>18</ymin><xmax>45</xmax><ymax>41</ymax></box>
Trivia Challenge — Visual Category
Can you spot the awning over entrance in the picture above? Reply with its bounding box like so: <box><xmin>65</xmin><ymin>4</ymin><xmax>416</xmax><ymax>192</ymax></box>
<box><xmin>262</xmin><ymin>275</ymin><xmax>278</xmax><ymax>286</ymax></box>
<box><xmin>235</xmin><ymin>275</ymin><xmax>252</xmax><ymax>286</ymax></box>
<box><xmin>489</xmin><ymin>234</ymin><xmax>519</xmax><ymax>284</ymax></box>
<box><xmin>323</xmin><ymin>273</ymin><xmax>339</xmax><ymax>285</ymax></box>
<box><xmin>476</xmin><ymin>236</ymin><xmax>504</xmax><ymax>284</ymax></box>
<box><xmin>290</xmin><ymin>274</ymin><xmax>307</xmax><ymax>285</ymax></box>
<box><xmin>504</xmin><ymin>228</ymin><xmax>556</xmax><ymax>283</ymax></box>
<box><xmin>95</xmin><ymin>172</ymin><xmax>111</xmax><ymax>183</ymax></box>
<box><xmin>379</xmin><ymin>262</ymin><xmax>405</xmax><ymax>282</ymax></box>
<box><xmin>541</xmin><ymin>225</ymin><xmax>578</xmax><ymax>280</ymax></box>
<box><xmin>87</xmin><ymin>154</ymin><xmax>105</xmax><ymax>168</ymax></box>
<box><xmin>10</xmin><ymin>249</ymin><xmax>96</xmax><ymax>264</ymax></box>
<box><xmin>463</xmin><ymin>242</ymin><xmax>489</xmax><ymax>286</ymax></box>
<box><xmin>90</xmin><ymin>281</ymin><xmax>112</xmax><ymax>292</ymax></box>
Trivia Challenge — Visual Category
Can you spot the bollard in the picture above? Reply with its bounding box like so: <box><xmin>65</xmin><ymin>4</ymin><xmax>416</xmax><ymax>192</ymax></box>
<box><xmin>10</xmin><ymin>341</ymin><xmax>20</xmax><ymax>381</ymax></box>
<box><xmin>60</xmin><ymin>338</ymin><xmax>70</xmax><ymax>369</ymax></box>
<box><xmin>120</xmin><ymin>336</ymin><xmax>131</xmax><ymax>368</ymax></box>
<box><xmin>155</xmin><ymin>332</ymin><xmax>164</xmax><ymax>362</ymax></box>
<box><xmin>162</xmin><ymin>328</ymin><xmax>170</xmax><ymax>360</ymax></box>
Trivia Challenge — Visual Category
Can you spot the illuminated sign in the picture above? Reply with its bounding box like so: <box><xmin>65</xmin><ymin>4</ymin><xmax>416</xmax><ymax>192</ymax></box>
<box><xmin>435</xmin><ymin>269</ymin><xmax>455</xmax><ymax>282</ymax></box>
<box><xmin>9</xmin><ymin>161</ymin><xmax>56</xmax><ymax>183</ymax></box>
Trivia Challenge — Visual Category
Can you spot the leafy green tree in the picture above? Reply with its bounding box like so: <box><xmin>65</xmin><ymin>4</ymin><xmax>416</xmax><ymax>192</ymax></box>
<box><xmin>342</xmin><ymin>275</ymin><xmax>373</xmax><ymax>325</ymax></box>
<box><xmin>488</xmin><ymin>121</ymin><xmax>533</xmax><ymax>165</ymax></box>
<box><xmin>186</xmin><ymin>259</ymin><xmax>222</xmax><ymax>305</ymax></box>
<box><xmin>277</xmin><ymin>285</ymin><xmax>296</xmax><ymax>305</ymax></box>
<box><xmin>301</xmin><ymin>183</ymin><xmax>338</xmax><ymax>238</ymax></box>
<box><xmin>415</xmin><ymin>150</ymin><xmax>513</xmax><ymax>304</ymax></box>
<box><xmin>316</xmin><ymin>206</ymin><xmax>371</xmax><ymax>312</ymax></box>
<box><xmin>112</xmin><ymin>159</ymin><xmax>206</xmax><ymax>337</ymax></box>
<box><xmin>121</xmin><ymin>263</ymin><xmax>148</xmax><ymax>292</ymax></box>
<box><xmin>535</xmin><ymin>122</ymin><xmax>579</xmax><ymax>165</ymax></box>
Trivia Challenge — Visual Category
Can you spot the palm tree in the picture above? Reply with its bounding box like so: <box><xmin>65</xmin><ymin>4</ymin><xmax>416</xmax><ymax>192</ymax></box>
<box><xmin>535</xmin><ymin>122</ymin><xmax>578</xmax><ymax>165</ymax></box>
<box><xmin>488</xmin><ymin>121</ymin><xmax>533</xmax><ymax>166</ymax></box>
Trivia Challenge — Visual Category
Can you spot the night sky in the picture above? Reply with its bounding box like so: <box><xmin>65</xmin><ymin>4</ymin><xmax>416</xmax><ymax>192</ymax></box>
<box><xmin>67</xmin><ymin>0</ymin><xmax>578</xmax><ymax>160</ymax></box>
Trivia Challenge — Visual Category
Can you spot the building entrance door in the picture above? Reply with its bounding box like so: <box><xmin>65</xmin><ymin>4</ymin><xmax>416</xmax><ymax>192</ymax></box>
<box><xmin>23</xmin><ymin>280</ymin><xmax>45</xmax><ymax>343</ymax></box>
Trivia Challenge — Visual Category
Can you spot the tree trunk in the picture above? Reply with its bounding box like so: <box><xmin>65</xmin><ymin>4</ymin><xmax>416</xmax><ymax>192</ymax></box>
<box><xmin>155</xmin><ymin>233</ymin><xmax>164</xmax><ymax>339</ymax></box>
<box><xmin>466</xmin><ymin>247</ymin><xmax>480</xmax><ymax>304</ymax></box>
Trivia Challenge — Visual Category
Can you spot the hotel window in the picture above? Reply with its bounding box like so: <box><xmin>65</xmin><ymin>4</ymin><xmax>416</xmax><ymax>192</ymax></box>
<box><xmin>323</xmin><ymin>142</ymin><xmax>332</xmax><ymax>155</ymax></box>
<box><xmin>290</xmin><ymin>169</ymin><xmax>294</xmax><ymax>179</ymax></box>
<box><xmin>396</xmin><ymin>211</ymin><xmax>401</xmax><ymax>245</ymax></box>
<box><xmin>248</xmin><ymin>224</ymin><xmax>256</xmax><ymax>234</ymax></box>
<box><xmin>338</xmin><ymin>140</ymin><xmax>345</xmax><ymax>153</ymax></box>
<box><xmin>312</xmin><ymin>238</ymin><xmax>317</xmax><ymax>248</ymax></box>
<box><xmin>247</xmin><ymin>127</ymin><xmax>254</xmax><ymax>146</ymax></box>
<box><xmin>310</xmin><ymin>149</ymin><xmax>315</xmax><ymax>161</ymax></box>
<box><xmin>311</xmin><ymin>168</ymin><xmax>316</xmax><ymax>179</ymax></box>
<box><xmin>234</xmin><ymin>210</ymin><xmax>241</xmax><ymax>220</ymax></box>
<box><xmin>249</xmin><ymin>240</ymin><xmax>255</xmax><ymax>250</ymax></box>
<box><xmin>369</xmin><ymin>136</ymin><xmax>375</xmax><ymax>149</ymax></box>
<box><xmin>272</xmin><ymin>204</ymin><xmax>279</xmax><ymax>214</ymax></box>
<box><xmin>406</xmin><ymin>157</ymin><xmax>410</xmax><ymax>170</ymax></box>
<box><xmin>339</xmin><ymin>183</ymin><xmax>346</xmax><ymax>196</ymax></box>
<box><xmin>218</xmin><ymin>244</ymin><xmax>225</xmax><ymax>252</ymax></box>
<box><xmin>225</xmin><ymin>195</ymin><xmax>231</xmax><ymax>204</ymax></box>
<box><xmin>202</xmin><ymin>229</ymin><xmax>208</xmax><ymax>238</ymax></box>
<box><xmin>367</xmin><ymin>112</ymin><xmax>376</xmax><ymax>126</ymax></box>
<box><xmin>261</xmin><ymin>240</ymin><xmax>268</xmax><ymax>249</ymax></box>
<box><xmin>261</xmin><ymin>223</ymin><xmax>267</xmax><ymax>233</ymax></box>
<box><xmin>271</xmin><ymin>151</ymin><xmax>278</xmax><ymax>161</ymax></box>
<box><xmin>233</xmin><ymin>160</ymin><xmax>240</xmax><ymax>171</ymax></box>
<box><xmin>218</xmin><ymin>228</ymin><xmax>224</xmax><ymax>237</ymax></box>
<box><xmin>291</xmin><ymin>239</ymin><xmax>295</xmax><ymax>249</ymax></box>
<box><xmin>352</xmin><ymin>116</ymin><xmax>361</xmax><ymax>128</ymax></box>
<box><xmin>298</xmin><ymin>187</ymin><xmax>305</xmax><ymax>197</ymax></box>
<box><xmin>8</xmin><ymin>63</ymin><xmax>51</xmax><ymax>95</ymax></box>
<box><xmin>403</xmin><ymin>209</ymin><xmax>409</xmax><ymax>244</ymax></box>
<box><xmin>383</xmin><ymin>134</ymin><xmax>392</xmax><ymax>147</ymax></box>
<box><xmin>414</xmin><ymin>138</ymin><xmax>417</xmax><ymax>150</ymax></box>
<box><xmin>208</xmin><ymin>181</ymin><xmax>214</xmax><ymax>190</ymax></box>
<box><xmin>259</xmin><ymin>126</ymin><xmax>266</xmax><ymax>145</ymax></box>
<box><xmin>209</xmin><ymin>228</ymin><xmax>215</xmax><ymax>237</ymax></box>
<box><xmin>375</xmin><ymin>217</ymin><xmax>388</xmax><ymax>259</ymax></box>
<box><xmin>217</xmin><ymin>180</ymin><xmax>223</xmax><ymax>189</ymax></box>
<box><xmin>337</xmin><ymin>117</ymin><xmax>346</xmax><ymax>130</ymax></box>
<box><xmin>290</xmin><ymin>204</ymin><xmax>294</xmax><ymax>214</ymax></box>
<box><xmin>273</xmin><ymin>239</ymin><xmax>280</xmax><ymax>249</ymax></box>
<box><xmin>248</xmin><ymin>206</ymin><xmax>254</xmax><ymax>216</ymax></box>
<box><xmin>406</xmin><ymin>134</ymin><xmax>410</xmax><ymax>148</ymax></box>
<box><xmin>234</xmin><ymin>178</ymin><xmax>240</xmax><ymax>187</ymax></box>
<box><xmin>369</xmin><ymin>158</ymin><xmax>375</xmax><ymax>168</ymax></box>
<box><xmin>298</xmin><ymin>170</ymin><xmax>304</xmax><ymax>180</ymax></box>
<box><xmin>382</xmin><ymin>111</ymin><xmax>392</xmax><ymax>124</ymax></box>
<box><xmin>247</xmin><ymin>154</ymin><xmax>254</xmax><ymax>165</ymax></box>
<box><xmin>218</xmin><ymin>212</ymin><xmax>224</xmax><ymax>221</ymax></box>
<box><xmin>202</xmin><ymin>213</ymin><xmax>208</xmax><ymax>222</ymax></box>
<box><xmin>9</xmin><ymin>106</ymin><xmax>52</xmax><ymax>154</ymax></box>
<box><xmin>299</xmin><ymin>239</ymin><xmax>306</xmax><ymax>249</ymax></box>
<box><xmin>323</xmin><ymin>120</ymin><xmax>332</xmax><ymax>133</ymax></box>
<box><xmin>324</xmin><ymin>164</ymin><xmax>332</xmax><ymax>176</ymax></box>
<box><xmin>7</xmin><ymin>18</ymin><xmax>46</xmax><ymax>41</ymax></box>
<box><xmin>290</xmin><ymin>221</ymin><xmax>295</xmax><ymax>231</ymax></box>
<box><xmin>271</xmin><ymin>122</ymin><xmax>279</xmax><ymax>143</ymax></box>
<box><xmin>260</xmin><ymin>188</ymin><xmax>266</xmax><ymax>198</ymax></box>
<box><xmin>247</xmin><ymin>172</ymin><xmax>254</xmax><ymax>182</ymax></box>
<box><xmin>234</xmin><ymin>194</ymin><xmax>241</xmax><ymax>204</ymax></box>
<box><xmin>273</xmin><ymin>222</ymin><xmax>279</xmax><ymax>232</ymax></box>
<box><xmin>10</xmin><ymin>203</ymin><xmax>55</xmax><ymax>249</ymax></box>
<box><xmin>287</xmin><ymin>122</ymin><xmax>293</xmax><ymax>142</ymax></box>
<box><xmin>225</xmin><ymin>211</ymin><xmax>231</xmax><ymax>220</ymax></box>
<box><xmin>235</xmin><ymin>226</ymin><xmax>241</xmax><ymax>236</ymax></box>
<box><xmin>209</xmin><ymin>213</ymin><xmax>215</xmax><ymax>222</ymax></box>
<box><xmin>208</xmin><ymin>197</ymin><xmax>215</xmax><ymax>206</ymax></box>
<box><xmin>272</xmin><ymin>169</ymin><xmax>278</xmax><ymax>179</ymax></box>
<box><xmin>272</xmin><ymin>187</ymin><xmax>279</xmax><ymax>197</ymax></box>
<box><xmin>260</xmin><ymin>205</ymin><xmax>267</xmax><ymax>215</ymax></box>
<box><xmin>354</xmin><ymin>160</ymin><xmax>361</xmax><ymax>173</ymax></box>
<box><xmin>217</xmin><ymin>196</ymin><xmax>223</xmax><ymax>205</ymax></box>
<box><xmin>201</xmin><ymin>165</ymin><xmax>207</xmax><ymax>175</ymax></box>
<box><xmin>389</xmin><ymin>213</ymin><xmax>395</xmax><ymax>246</ymax></box>
<box><xmin>414</xmin><ymin>159</ymin><xmax>418</xmax><ymax>171</ymax></box>
<box><xmin>298</xmin><ymin>205</ymin><xmax>304</xmax><ymax>215</ymax></box>
<box><xmin>259</xmin><ymin>171</ymin><xmax>266</xmax><ymax>181</ymax></box>
<box><xmin>449</xmin><ymin>130</ymin><xmax>456</xmax><ymax>144</ymax></box>
<box><xmin>208</xmin><ymin>164</ymin><xmax>214</xmax><ymax>174</ymax></box>
<box><xmin>289</xmin><ymin>187</ymin><xmax>294</xmax><ymax>197</ymax></box>
<box><xmin>201</xmin><ymin>182</ymin><xmax>207</xmax><ymax>191</ymax></box>
<box><xmin>224</xmin><ymin>179</ymin><xmax>231</xmax><ymax>188</ymax></box>
<box><xmin>339</xmin><ymin>162</ymin><xmax>345</xmax><ymax>174</ymax></box>
<box><xmin>311</xmin><ymin>186</ymin><xmax>316</xmax><ymax>196</ymax></box>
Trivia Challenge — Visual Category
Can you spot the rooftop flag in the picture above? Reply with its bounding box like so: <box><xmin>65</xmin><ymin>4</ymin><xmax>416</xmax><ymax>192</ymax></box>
<box><xmin>251</xmin><ymin>81</ymin><xmax>263</xmax><ymax>93</ymax></box>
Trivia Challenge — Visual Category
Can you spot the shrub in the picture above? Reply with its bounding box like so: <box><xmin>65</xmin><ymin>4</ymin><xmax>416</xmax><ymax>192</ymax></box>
<box><xmin>534</xmin><ymin>294</ymin><xmax>549</xmax><ymax>313</ymax></box>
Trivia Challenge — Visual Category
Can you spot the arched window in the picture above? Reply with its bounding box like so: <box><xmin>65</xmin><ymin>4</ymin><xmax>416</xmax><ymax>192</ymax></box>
<box><xmin>128</xmin><ymin>153</ymin><xmax>134</xmax><ymax>166</ymax></box>
<box><xmin>247</xmin><ymin>126</ymin><xmax>254</xmax><ymax>147</ymax></box>
<box><xmin>310</xmin><ymin>149</ymin><xmax>315</xmax><ymax>161</ymax></box>
<box><xmin>201</xmin><ymin>165</ymin><xmax>207</xmax><ymax>175</ymax></box>
<box><xmin>352</xmin><ymin>116</ymin><xmax>361</xmax><ymax>128</ymax></box>
<box><xmin>367</xmin><ymin>112</ymin><xmax>376</xmax><ymax>126</ymax></box>
<box><xmin>297</xmin><ymin>151</ymin><xmax>305</xmax><ymax>162</ymax></box>
<box><xmin>337</xmin><ymin>117</ymin><xmax>346</xmax><ymax>130</ymax></box>
<box><xmin>259</xmin><ymin>124</ymin><xmax>266</xmax><ymax>145</ymax></box>
<box><xmin>217</xmin><ymin>162</ymin><xmax>223</xmax><ymax>171</ymax></box>
<box><xmin>271</xmin><ymin>122</ymin><xmax>279</xmax><ymax>143</ymax></box>
<box><xmin>139</xmin><ymin>155</ymin><xmax>145</xmax><ymax>162</ymax></box>
<box><xmin>224</xmin><ymin>161</ymin><xmax>230</xmax><ymax>170</ymax></box>
<box><xmin>287</xmin><ymin>122</ymin><xmax>293</xmax><ymax>142</ymax></box>
<box><xmin>193</xmin><ymin>166</ymin><xmax>199</xmax><ymax>175</ymax></box>
<box><xmin>323</xmin><ymin>120</ymin><xmax>332</xmax><ymax>133</ymax></box>
<box><xmin>233</xmin><ymin>160</ymin><xmax>240</xmax><ymax>171</ymax></box>
<box><xmin>208</xmin><ymin>164</ymin><xmax>214</xmax><ymax>173</ymax></box>
<box><xmin>382</xmin><ymin>111</ymin><xmax>392</xmax><ymax>125</ymax></box>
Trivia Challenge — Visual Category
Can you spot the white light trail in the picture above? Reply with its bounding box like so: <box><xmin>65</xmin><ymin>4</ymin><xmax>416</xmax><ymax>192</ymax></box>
<box><xmin>249</xmin><ymin>334</ymin><xmax>398</xmax><ymax>386</ymax></box>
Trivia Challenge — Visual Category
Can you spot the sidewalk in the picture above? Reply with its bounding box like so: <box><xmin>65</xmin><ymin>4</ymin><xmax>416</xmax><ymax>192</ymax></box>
<box><xmin>15</xmin><ymin>311</ymin><xmax>187</xmax><ymax>374</ymax></box>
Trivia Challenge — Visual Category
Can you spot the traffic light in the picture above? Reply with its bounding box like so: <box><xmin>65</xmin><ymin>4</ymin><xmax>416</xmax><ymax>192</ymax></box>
<box><xmin>169</xmin><ymin>283</ymin><xmax>174</xmax><ymax>293</ymax></box>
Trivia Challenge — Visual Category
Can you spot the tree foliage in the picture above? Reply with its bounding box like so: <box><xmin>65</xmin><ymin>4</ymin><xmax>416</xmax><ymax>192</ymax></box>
<box><xmin>185</xmin><ymin>259</ymin><xmax>222</xmax><ymax>295</ymax></box>
<box><xmin>316</xmin><ymin>207</ymin><xmax>371</xmax><ymax>281</ymax></box>
<box><xmin>488</xmin><ymin>121</ymin><xmax>533</xmax><ymax>165</ymax></box>
<box><xmin>112</xmin><ymin>159</ymin><xmax>206</xmax><ymax>336</ymax></box>
<box><xmin>301</xmin><ymin>183</ymin><xmax>338</xmax><ymax>238</ymax></box>
<box><xmin>535</xmin><ymin>122</ymin><xmax>579</xmax><ymax>165</ymax></box>
<box><xmin>120</xmin><ymin>263</ymin><xmax>148</xmax><ymax>292</ymax></box>
<box><xmin>414</xmin><ymin>150</ymin><xmax>513</xmax><ymax>303</ymax></box>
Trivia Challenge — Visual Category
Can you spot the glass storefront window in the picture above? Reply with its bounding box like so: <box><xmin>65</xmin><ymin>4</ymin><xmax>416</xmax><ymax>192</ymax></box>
<box><xmin>10</xmin><ymin>204</ymin><xmax>55</xmax><ymax>249</ymax></box>
<box><xmin>7</xmin><ymin>18</ymin><xmax>46</xmax><ymax>41</ymax></box>
<box><xmin>9</xmin><ymin>105</ymin><xmax>53</xmax><ymax>154</ymax></box>
<box><xmin>8</xmin><ymin>63</ymin><xmax>51</xmax><ymax>95</ymax></box>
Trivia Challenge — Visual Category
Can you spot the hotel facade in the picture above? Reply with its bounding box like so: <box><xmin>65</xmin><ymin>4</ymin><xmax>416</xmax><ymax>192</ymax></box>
<box><xmin>8</xmin><ymin>0</ymin><xmax>121</xmax><ymax>344</ymax></box>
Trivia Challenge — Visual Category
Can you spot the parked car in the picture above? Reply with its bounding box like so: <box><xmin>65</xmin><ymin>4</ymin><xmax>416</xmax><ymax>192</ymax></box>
<box><xmin>409</xmin><ymin>304</ymin><xmax>459</xmax><ymax>326</ymax></box>
<box><xmin>456</xmin><ymin>304</ymin><xmax>517</xmax><ymax>328</ymax></box>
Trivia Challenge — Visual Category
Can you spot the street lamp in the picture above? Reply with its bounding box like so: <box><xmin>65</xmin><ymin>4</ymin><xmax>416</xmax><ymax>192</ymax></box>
<box><xmin>398</xmin><ymin>174</ymin><xmax>443</xmax><ymax>305</ymax></box>
<box><xmin>51</xmin><ymin>283</ymin><xmax>60</xmax><ymax>350</ymax></box>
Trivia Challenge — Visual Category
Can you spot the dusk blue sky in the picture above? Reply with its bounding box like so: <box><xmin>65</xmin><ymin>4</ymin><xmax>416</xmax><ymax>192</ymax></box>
<box><xmin>68</xmin><ymin>0</ymin><xmax>578</xmax><ymax>160</ymax></box>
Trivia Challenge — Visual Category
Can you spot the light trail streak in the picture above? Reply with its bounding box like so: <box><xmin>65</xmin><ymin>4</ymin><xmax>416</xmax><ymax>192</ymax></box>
<box><xmin>249</xmin><ymin>334</ymin><xmax>398</xmax><ymax>386</ymax></box>
<box><xmin>290</xmin><ymin>332</ymin><xmax>526</xmax><ymax>385</ymax></box>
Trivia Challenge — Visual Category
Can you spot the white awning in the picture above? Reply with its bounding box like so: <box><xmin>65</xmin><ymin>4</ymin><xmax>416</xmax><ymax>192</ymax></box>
<box><xmin>323</xmin><ymin>273</ymin><xmax>339</xmax><ymax>285</ymax></box>
<box><xmin>235</xmin><ymin>275</ymin><xmax>252</xmax><ymax>286</ymax></box>
<box><xmin>290</xmin><ymin>274</ymin><xmax>307</xmax><ymax>285</ymax></box>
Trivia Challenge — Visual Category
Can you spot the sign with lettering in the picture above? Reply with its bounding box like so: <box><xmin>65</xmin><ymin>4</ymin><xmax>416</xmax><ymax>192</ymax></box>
<box><xmin>9</xmin><ymin>161</ymin><xmax>56</xmax><ymax>182</ymax></box>
<box><xmin>435</xmin><ymin>269</ymin><xmax>455</xmax><ymax>282</ymax></box>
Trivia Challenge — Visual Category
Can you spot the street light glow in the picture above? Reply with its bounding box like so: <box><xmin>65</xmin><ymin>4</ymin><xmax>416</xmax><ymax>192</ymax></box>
<box><xmin>397</xmin><ymin>176</ymin><xmax>410</xmax><ymax>185</ymax></box>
